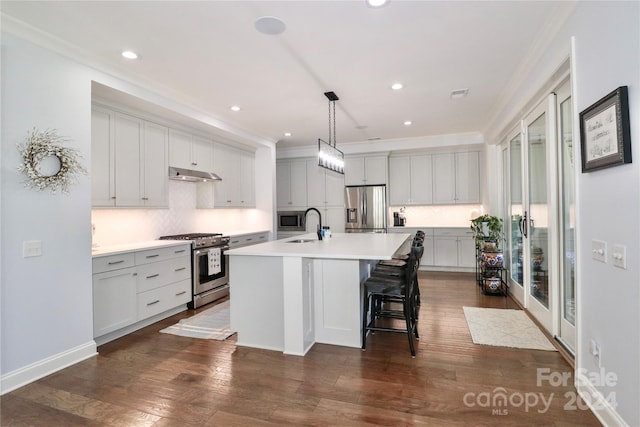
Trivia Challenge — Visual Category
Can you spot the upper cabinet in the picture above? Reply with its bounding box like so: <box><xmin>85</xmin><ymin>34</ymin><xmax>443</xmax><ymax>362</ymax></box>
<box><xmin>91</xmin><ymin>106</ymin><xmax>168</xmax><ymax>208</ymax></box>
<box><xmin>276</xmin><ymin>159</ymin><xmax>307</xmax><ymax>208</ymax></box>
<box><xmin>389</xmin><ymin>154</ymin><xmax>433</xmax><ymax>206</ymax></box>
<box><xmin>168</xmin><ymin>129</ymin><xmax>213</xmax><ymax>173</ymax></box>
<box><xmin>344</xmin><ymin>155</ymin><xmax>387</xmax><ymax>186</ymax></box>
<box><xmin>197</xmin><ymin>143</ymin><xmax>255</xmax><ymax>209</ymax></box>
<box><xmin>306</xmin><ymin>159</ymin><xmax>344</xmax><ymax>208</ymax></box>
<box><xmin>433</xmin><ymin>151</ymin><xmax>480</xmax><ymax>204</ymax></box>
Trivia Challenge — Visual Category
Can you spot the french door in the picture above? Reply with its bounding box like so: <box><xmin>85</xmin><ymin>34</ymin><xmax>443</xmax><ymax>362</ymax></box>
<box><xmin>503</xmin><ymin>79</ymin><xmax>575</xmax><ymax>346</ymax></box>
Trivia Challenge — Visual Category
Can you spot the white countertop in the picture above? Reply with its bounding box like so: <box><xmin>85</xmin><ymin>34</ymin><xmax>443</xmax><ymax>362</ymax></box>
<box><xmin>226</xmin><ymin>232</ymin><xmax>411</xmax><ymax>260</ymax></box>
<box><xmin>91</xmin><ymin>240</ymin><xmax>190</xmax><ymax>258</ymax></box>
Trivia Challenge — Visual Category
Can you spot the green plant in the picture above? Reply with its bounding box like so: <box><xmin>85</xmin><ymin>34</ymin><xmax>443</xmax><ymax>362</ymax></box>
<box><xmin>470</xmin><ymin>214</ymin><xmax>504</xmax><ymax>249</ymax></box>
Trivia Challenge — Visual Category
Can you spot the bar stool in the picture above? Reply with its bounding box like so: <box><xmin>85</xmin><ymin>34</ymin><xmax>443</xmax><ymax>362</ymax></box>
<box><xmin>362</xmin><ymin>243</ymin><xmax>423</xmax><ymax>357</ymax></box>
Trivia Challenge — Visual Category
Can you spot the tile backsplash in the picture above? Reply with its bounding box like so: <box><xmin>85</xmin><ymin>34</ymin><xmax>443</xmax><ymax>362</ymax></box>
<box><xmin>389</xmin><ymin>204</ymin><xmax>483</xmax><ymax>228</ymax></box>
<box><xmin>92</xmin><ymin>180</ymin><xmax>270</xmax><ymax>246</ymax></box>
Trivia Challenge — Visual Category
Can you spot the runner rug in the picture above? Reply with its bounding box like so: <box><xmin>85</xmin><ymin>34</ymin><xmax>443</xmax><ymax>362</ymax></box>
<box><xmin>160</xmin><ymin>300</ymin><xmax>235</xmax><ymax>340</ymax></box>
<box><xmin>463</xmin><ymin>306</ymin><xmax>557</xmax><ymax>351</ymax></box>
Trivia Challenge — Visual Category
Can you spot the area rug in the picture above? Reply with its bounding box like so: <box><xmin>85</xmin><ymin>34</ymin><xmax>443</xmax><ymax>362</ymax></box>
<box><xmin>462</xmin><ymin>306</ymin><xmax>557</xmax><ymax>351</ymax></box>
<box><xmin>160</xmin><ymin>301</ymin><xmax>235</xmax><ymax>340</ymax></box>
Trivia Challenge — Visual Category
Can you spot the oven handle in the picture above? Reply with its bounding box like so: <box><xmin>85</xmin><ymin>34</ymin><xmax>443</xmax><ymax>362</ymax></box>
<box><xmin>194</xmin><ymin>245</ymin><xmax>230</xmax><ymax>256</ymax></box>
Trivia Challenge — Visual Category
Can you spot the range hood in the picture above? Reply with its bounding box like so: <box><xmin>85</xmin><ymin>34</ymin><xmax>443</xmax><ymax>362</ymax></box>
<box><xmin>168</xmin><ymin>166</ymin><xmax>222</xmax><ymax>182</ymax></box>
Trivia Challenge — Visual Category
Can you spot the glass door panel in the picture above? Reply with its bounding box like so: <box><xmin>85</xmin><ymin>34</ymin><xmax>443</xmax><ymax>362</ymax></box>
<box><xmin>557</xmin><ymin>82</ymin><xmax>576</xmax><ymax>352</ymax></box>
<box><xmin>527</xmin><ymin>112</ymin><xmax>549</xmax><ymax>309</ymax></box>
<box><xmin>509</xmin><ymin>133</ymin><xmax>524</xmax><ymax>291</ymax></box>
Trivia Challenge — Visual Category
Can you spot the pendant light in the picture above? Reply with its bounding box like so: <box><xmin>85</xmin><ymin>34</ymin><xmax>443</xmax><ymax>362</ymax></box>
<box><xmin>318</xmin><ymin>91</ymin><xmax>345</xmax><ymax>174</ymax></box>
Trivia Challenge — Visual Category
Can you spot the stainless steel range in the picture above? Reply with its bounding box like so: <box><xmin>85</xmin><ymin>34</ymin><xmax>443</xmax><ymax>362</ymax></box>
<box><xmin>159</xmin><ymin>233</ymin><xmax>230</xmax><ymax>308</ymax></box>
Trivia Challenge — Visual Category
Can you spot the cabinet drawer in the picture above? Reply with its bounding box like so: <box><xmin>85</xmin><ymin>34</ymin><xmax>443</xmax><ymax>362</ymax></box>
<box><xmin>93</xmin><ymin>253</ymin><xmax>136</xmax><ymax>274</ymax></box>
<box><xmin>137</xmin><ymin>279</ymin><xmax>191</xmax><ymax>320</ymax></box>
<box><xmin>230</xmin><ymin>232</ymin><xmax>268</xmax><ymax>248</ymax></box>
<box><xmin>433</xmin><ymin>228</ymin><xmax>473</xmax><ymax>238</ymax></box>
<box><xmin>136</xmin><ymin>256</ymin><xmax>191</xmax><ymax>293</ymax></box>
<box><xmin>135</xmin><ymin>244</ymin><xmax>190</xmax><ymax>265</ymax></box>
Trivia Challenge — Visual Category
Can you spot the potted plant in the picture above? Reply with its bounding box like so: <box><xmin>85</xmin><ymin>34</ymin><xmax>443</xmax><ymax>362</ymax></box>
<box><xmin>470</xmin><ymin>214</ymin><xmax>504</xmax><ymax>250</ymax></box>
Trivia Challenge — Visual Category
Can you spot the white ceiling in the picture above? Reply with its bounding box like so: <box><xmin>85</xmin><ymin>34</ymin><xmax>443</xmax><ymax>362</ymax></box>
<box><xmin>1</xmin><ymin>1</ymin><xmax>572</xmax><ymax>149</ymax></box>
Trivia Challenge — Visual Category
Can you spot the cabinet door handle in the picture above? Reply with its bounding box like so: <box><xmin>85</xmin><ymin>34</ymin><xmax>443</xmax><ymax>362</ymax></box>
<box><xmin>141</xmin><ymin>197</ymin><xmax>149</xmax><ymax>201</ymax></box>
<box><xmin>174</xmin><ymin>249</ymin><xmax>186</xmax><ymax>254</ymax></box>
<box><xmin>146</xmin><ymin>274</ymin><xmax>159</xmax><ymax>279</ymax></box>
<box><xmin>174</xmin><ymin>267</ymin><xmax>186</xmax><ymax>272</ymax></box>
<box><xmin>108</xmin><ymin>260</ymin><xmax>125</xmax><ymax>265</ymax></box>
<box><xmin>191</xmin><ymin>162</ymin><xmax>197</xmax><ymax>166</ymax></box>
<box><xmin>146</xmin><ymin>300</ymin><xmax>160</xmax><ymax>306</ymax></box>
<box><xmin>146</xmin><ymin>254</ymin><xmax>159</xmax><ymax>259</ymax></box>
<box><xmin>175</xmin><ymin>291</ymin><xmax>187</xmax><ymax>296</ymax></box>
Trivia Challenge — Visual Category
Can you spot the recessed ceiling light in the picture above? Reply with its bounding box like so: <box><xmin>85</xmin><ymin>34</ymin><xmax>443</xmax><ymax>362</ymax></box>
<box><xmin>366</xmin><ymin>0</ymin><xmax>390</xmax><ymax>8</ymax></box>
<box><xmin>391</xmin><ymin>82</ymin><xmax>403</xmax><ymax>90</ymax></box>
<box><xmin>121</xmin><ymin>50</ymin><xmax>138</xmax><ymax>60</ymax></box>
<box><xmin>230</xmin><ymin>105</ymin><xmax>241</xmax><ymax>112</ymax></box>
<box><xmin>255</xmin><ymin>16</ymin><xmax>286</xmax><ymax>35</ymax></box>
<box><xmin>403</xmin><ymin>121</ymin><xmax>412</xmax><ymax>126</ymax></box>
<box><xmin>284</xmin><ymin>132</ymin><xmax>292</xmax><ymax>137</ymax></box>
<box><xmin>450</xmin><ymin>88</ymin><xmax>469</xmax><ymax>99</ymax></box>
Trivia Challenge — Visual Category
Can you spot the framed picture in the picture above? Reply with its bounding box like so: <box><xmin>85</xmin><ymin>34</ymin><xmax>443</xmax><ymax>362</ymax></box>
<box><xmin>579</xmin><ymin>86</ymin><xmax>631</xmax><ymax>172</ymax></box>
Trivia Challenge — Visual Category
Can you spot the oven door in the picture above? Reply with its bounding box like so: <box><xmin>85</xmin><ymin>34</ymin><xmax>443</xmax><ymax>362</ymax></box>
<box><xmin>193</xmin><ymin>245</ymin><xmax>229</xmax><ymax>295</ymax></box>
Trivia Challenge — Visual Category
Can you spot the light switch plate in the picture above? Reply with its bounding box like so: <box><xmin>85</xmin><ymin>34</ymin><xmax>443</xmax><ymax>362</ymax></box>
<box><xmin>612</xmin><ymin>244</ymin><xmax>627</xmax><ymax>269</ymax></box>
<box><xmin>23</xmin><ymin>240</ymin><xmax>43</xmax><ymax>258</ymax></box>
<box><xmin>591</xmin><ymin>240</ymin><xmax>606</xmax><ymax>263</ymax></box>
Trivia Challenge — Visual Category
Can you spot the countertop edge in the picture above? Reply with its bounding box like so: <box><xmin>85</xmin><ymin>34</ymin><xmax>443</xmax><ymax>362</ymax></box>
<box><xmin>92</xmin><ymin>240</ymin><xmax>191</xmax><ymax>258</ymax></box>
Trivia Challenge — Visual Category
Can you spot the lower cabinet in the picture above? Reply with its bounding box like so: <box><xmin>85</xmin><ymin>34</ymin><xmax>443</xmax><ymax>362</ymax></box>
<box><xmin>433</xmin><ymin>228</ymin><xmax>475</xmax><ymax>268</ymax></box>
<box><xmin>388</xmin><ymin>227</ymin><xmax>474</xmax><ymax>270</ymax></box>
<box><xmin>92</xmin><ymin>243</ymin><xmax>191</xmax><ymax>343</ymax></box>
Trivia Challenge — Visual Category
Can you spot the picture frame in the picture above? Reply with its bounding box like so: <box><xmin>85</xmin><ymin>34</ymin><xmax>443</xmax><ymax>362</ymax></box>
<box><xmin>579</xmin><ymin>86</ymin><xmax>631</xmax><ymax>172</ymax></box>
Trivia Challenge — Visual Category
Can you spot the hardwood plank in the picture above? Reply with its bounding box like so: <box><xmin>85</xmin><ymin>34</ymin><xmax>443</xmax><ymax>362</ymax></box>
<box><xmin>0</xmin><ymin>272</ymin><xmax>601</xmax><ymax>426</ymax></box>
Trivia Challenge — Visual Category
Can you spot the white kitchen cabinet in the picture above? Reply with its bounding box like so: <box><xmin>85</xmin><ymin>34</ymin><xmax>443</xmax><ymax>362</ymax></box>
<box><xmin>201</xmin><ymin>143</ymin><xmax>255</xmax><ymax>208</ymax></box>
<box><xmin>433</xmin><ymin>228</ymin><xmax>475</xmax><ymax>268</ymax></box>
<box><xmin>91</xmin><ymin>106</ymin><xmax>168</xmax><ymax>208</ymax></box>
<box><xmin>91</xmin><ymin>106</ymin><xmax>115</xmax><ymax>206</ymax></box>
<box><xmin>169</xmin><ymin>129</ymin><xmax>213</xmax><ymax>173</ymax></box>
<box><xmin>141</xmin><ymin>121</ymin><xmax>169</xmax><ymax>207</ymax></box>
<box><xmin>306</xmin><ymin>159</ymin><xmax>345</xmax><ymax>208</ymax></box>
<box><xmin>229</xmin><ymin>231</ymin><xmax>269</xmax><ymax>248</ymax></box>
<box><xmin>433</xmin><ymin>152</ymin><xmax>480</xmax><ymax>204</ymax></box>
<box><xmin>344</xmin><ymin>155</ymin><xmax>387</xmax><ymax>186</ymax></box>
<box><xmin>389</xmin><ymin>154</ymin><xmax>433</xmax><ymax>206</ymax></box>
<box><xmin>92</xmin><ymin>252</ymin><xmax>137</xmax><ymax>338</ymax></box>
<box><xmin>92</xmin><ymin>243</ymin><xmax>191</xmax><ymax>343</ymax></box>
<box><xmin>276</xmin><ymin>159</ymin><xmax>307</xmax><ymax>208</ymax></box>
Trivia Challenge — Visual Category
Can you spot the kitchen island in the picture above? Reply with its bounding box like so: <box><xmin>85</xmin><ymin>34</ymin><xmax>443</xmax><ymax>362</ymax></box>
<box><xmin>226</xmin><ymin>232</ymin><xmax>411</xmax><ymax>355</ymax></box>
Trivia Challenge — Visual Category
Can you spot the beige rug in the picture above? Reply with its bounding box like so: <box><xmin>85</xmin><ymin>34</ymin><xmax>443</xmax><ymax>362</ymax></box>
<box><xmin>463</xmin><ymin>307</ymin><xmax>557</xmax><ymax>351</ymax></box>
<box><xmin>160</xmin><ymin>301</ymin><xmax>235</xmax><ymax>340</ymax></box>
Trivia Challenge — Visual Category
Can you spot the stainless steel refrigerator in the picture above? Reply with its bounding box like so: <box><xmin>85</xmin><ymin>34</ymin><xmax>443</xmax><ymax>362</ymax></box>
<box><xmin>345</xmin><ymin>185</ymin><xmax>387</xmax><ymax>233</ymax></box>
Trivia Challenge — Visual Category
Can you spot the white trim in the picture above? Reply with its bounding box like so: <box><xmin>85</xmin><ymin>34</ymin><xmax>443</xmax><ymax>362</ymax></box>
<box><xmin>1</xmin><ymin>341</ymin><xmax>97</xmax><ymax>395</ymax></box>
<box><xmin>575</xmin><ymin>372</ymin><xmax>628</xmax><ymax>427</ymax></box>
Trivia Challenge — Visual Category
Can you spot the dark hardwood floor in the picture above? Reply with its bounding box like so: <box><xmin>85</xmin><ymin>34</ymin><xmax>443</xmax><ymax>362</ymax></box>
<box><xmin>1</xmin><ymin>272</ymin><xmax>601</xmax><ymax>426</ymax></box>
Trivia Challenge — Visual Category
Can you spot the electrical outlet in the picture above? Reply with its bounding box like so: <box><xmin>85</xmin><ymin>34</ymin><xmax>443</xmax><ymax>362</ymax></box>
<box><xmin>591</xmin><ymin>240</ymin><xmax>606</xmax><ymax>263</ymax></box>
<box><xmin>612</xmin><ymin>244</ymin><xmax>627</xmax><ymax>269</ymax></box>
<box><xmin>23</xmin><ymin>240</ymin><xmax>42</xmax><ymax>258</ymax></box>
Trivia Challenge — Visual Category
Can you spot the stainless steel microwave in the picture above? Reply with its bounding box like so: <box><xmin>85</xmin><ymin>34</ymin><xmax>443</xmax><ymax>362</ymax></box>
<box><xmin>277</xmin><ymin>211</ymin><xmax>306</xmax><ymax>231</ymax></box>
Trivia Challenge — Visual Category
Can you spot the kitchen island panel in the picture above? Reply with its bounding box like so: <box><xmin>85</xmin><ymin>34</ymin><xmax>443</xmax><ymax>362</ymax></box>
<box><xmin>230</xmin><ymin>255</ymin><xmax>285</xmax><ymax>352</ymax></box>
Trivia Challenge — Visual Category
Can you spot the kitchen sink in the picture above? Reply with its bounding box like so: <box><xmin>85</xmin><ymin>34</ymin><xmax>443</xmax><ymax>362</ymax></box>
<box><xmin>286</xmin><ymin>239</ymin><xmax>317</xmax><ymax>243</ymax></box>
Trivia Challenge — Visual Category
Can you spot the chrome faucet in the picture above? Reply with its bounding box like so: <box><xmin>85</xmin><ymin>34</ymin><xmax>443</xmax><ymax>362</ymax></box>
<box><xmin>304</xmin><ymin>207</ymin><xmax>323</xmax><ymax>240</ymax></box>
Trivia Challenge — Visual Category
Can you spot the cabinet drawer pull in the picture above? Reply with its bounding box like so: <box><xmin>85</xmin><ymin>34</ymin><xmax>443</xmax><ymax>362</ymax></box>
<box><xmin>246</xmin><ymin>238</ymin><xmax>253</xmax><ymax>241</ymax></box>
<box><xmin>146</xmin><ymin>254</ymin><xmax>159</xmax><ymax>259</ymax></box>
<box><xmin>191</xmin><ymin>162</ymin><xmax>197</xmax><ymax>166</ymax></box>
<box><xmin>146</xmin><ymin>300</ymin><xmax>160</xmax><ymax>306</ymax></box>
<box><xmin>141</xmin><ymin>197</ymin><xmax>149</xmax><ymax>201</ymax></box>
<box><xmin>174</xmin><ymin>249</ymin><xmax>186</xmax><ymax>254</ymax></box>
<box><xmin>174</xmin><ymin>267</ymin><xmax>186</xmax><ymax>272</ymax></box>
<box><xmin>175</xmin><ymin>291</ymin><xmax>187</xmax><ymax>296</ymax></box>
<box><xmin>146</xmin><ymin>274</ymin><xmax>159</xmax><ymax>279</ymax></box>
<box><xmin>107</xmin><ymin>260</ymin><xmax>125</xmax><ymax>265</ymax></box>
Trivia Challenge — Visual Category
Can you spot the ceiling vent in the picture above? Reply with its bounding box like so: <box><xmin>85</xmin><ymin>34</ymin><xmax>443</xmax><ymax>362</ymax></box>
<box><xmin>450</xmin><ymin>88</ymin><xmax>469</xmax><ymax>100</ymax></box>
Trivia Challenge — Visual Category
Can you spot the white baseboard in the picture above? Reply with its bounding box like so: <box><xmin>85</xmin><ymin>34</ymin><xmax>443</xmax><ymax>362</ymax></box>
<box><xmin>1</xmin><ymin>341</ymin><xmax>97</xmax><ymax>395</ymax></box>
<box><xmin>576</xmin><ymin>371</ymin><xmax>628</xmax><ymax>427</ymax></box>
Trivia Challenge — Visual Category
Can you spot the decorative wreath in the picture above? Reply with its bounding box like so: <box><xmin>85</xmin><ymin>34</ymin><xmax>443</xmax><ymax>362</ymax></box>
<box><xmin>17</xmin><ymin>128</ymin><xmax>87</xmax><ymax>194</ymax></box>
